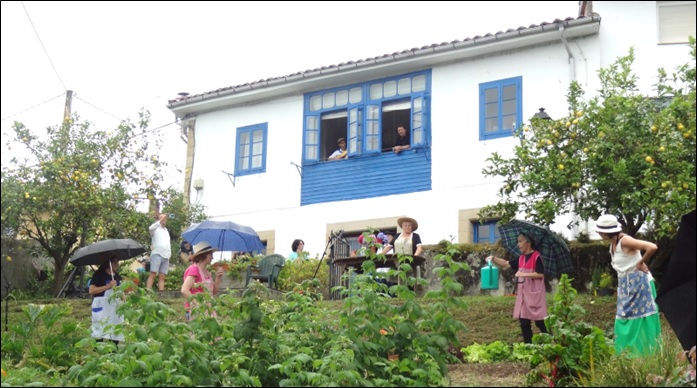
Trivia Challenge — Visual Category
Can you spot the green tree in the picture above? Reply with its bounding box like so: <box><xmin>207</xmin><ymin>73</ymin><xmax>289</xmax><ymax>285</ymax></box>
<box><xmin>1</xmin><ymin>111</ymin><xmax>177</xmax><ymax>294</ymax></box>
<box><xmin>481</xmin><ymin>39</ymin><xmax>696</xmax><ymax>242</ymax></box>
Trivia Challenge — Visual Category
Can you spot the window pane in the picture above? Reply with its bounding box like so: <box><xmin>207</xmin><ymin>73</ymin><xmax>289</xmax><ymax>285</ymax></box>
<box><xmin>306</xmin><ymin>130</ymin><xmax>317</xmax><ymax>143</ymax></box>
<box><xmin>305</xmin><ymin>145</ymin><xmax>317</xmax><ymax>159</ymax></box>
<box><xmin>349</xmin><ymin>108</ymin><xmax>357</xmax><ymax>122</ymax></box>
<box><xmin>349</xmin><ymin>87</ymin><xmax>362</xmax><ymax>103</ymax></box>
<box><xmin>310</xmin><ymin>95</ymin><xmax>321</xmax><ymax>111</ymax></box>
<box><xmin>238</xmin><ymin>144</ymin><xmax>248</xmax><ymax>157</ymax></box>
<box><xmin>412</xmin><ymin>75</ymin><xmax>426</xmax><ymax>92</ymax></box>
<box><xmin>252</xmin><ymin>142</ymin><xmax>263</xmax><ymax>154</ymax></box>
<box><xmin>413</xmin><ymin>97</ymin><xmax>422</xmax><ymax>113</ymax></box>
<box><xmin>349</xmin><ymin>122</ymin><xmax>357</xmax><ymax>137</ymax></box>
<box><xmin>336</xmin><ymin>89</ymin><xmax>348</xmax><ymax>106</ymax></box>
<box><xmin>240</xmin><ymin>157</ymin><xmax>249</xmax><ymax>170</ymax></box>
<box><xmin>367</xmin><ymin>136</ymin><xmax>379</xmax><ymax>150</ymax></box>
<box><xmin>370</xmin><ymin>84</ymin><xmax>382</xmax><ymax>100</ymax></box>
<box><xmin>368</xmin><ymin>121</ymin><xmax>379</xmax><ymax>135</ymax></box>
<box><xmin>502</xmin><ymin>99</ymin><xmax>517</xmax><ymax>116</ymax></box>
<box><xmin>485</xmin><ymin>118</ymin><xmax>498</xmax><ymax>132</ymax></box>
<box><xmin>398</xmin><ymin>78</ymin><xmax>411</xmax><ymax>94</ymax></box>
<box><xmin>239</xmin><ymin>132</ymin><xmax>250</xmax><ymax>146</ymax></box>
<box><xmin>306</xmin><ymin>116</ymin><xmax>318</xmax><ymax>129</ymax></box>
<box><xmin>252</xmin><ymin>129</ymin><xmax>263</xmax><ymax>142</ymax></box>
<box><xmin>384</xmin><ymin>81</ymin><xmax>397</xmax><ymax>97</ymax></box>
<box><xmin>413</xmin><ymin>112</ymin><xmax>422</xmax><ymax>129</ymax></box>
<box><xmin>478</xmin><ymin>224</ymin><xmax>490</xmax><ymax>239</ymax></box>
<box><xmin>503</xmin><ymin>115</ymin><xmax>516</xmax><ymax>130</ymax></box>
<box><xmin>485</xmin><ymin>102</ymin><xmax>499</xmax><ymax>118</ymax></box>
<box><xmin>251</xmin><ymin>155</ymin><xmax>262</xmax><ymax>169</ymax></box>
<box><xmin>413</xmin><ymin>128</ymin><xmax>423</xmax><ymax>144</ymax></box>
<box><xmin>322</xmin><ymin>92</ymin><xmax>335</xmax><ymax>109</ymax></box>
<box><xmin>367</xmin><ymin>105</ymin><xmax>379</xmax><ymax>119</ymax></box>
<box><xmin>485</xmin><ymin>88</ymin><xmax>498</xmax><ymax>103</ymax></box>
<box><xmin>503</xmin><ymin>84</ymin><xmax>516</xmax><ymax>100</ymax></box>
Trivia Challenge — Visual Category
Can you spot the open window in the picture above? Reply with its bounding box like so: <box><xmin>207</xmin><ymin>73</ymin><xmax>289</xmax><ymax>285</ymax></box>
<box><xmin>380</xmin><ymin>99</ymin><xmax>411</xmax><ymax>152</ymax></box>
<box><xmin>320</xmin><ymin>110</ymin><xmax>348</xmax><ymax>160</ymax></box>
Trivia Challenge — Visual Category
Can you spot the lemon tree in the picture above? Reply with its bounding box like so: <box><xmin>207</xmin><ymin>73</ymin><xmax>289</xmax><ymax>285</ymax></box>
<box><xmin>1</xmin><ymin>111</ymin><xmax>180</xmax><ymax>294</ymax></box>
<box><xmin>482</xmin><ymin>39</ymin><xmax>695</xmax><ymax>241</ymax></box>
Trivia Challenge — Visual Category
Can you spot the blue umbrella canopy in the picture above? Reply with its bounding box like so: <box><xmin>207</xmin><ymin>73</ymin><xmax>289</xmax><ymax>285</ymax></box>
<box><xmin>497</xmin><ymin>219</ymin><xmax>573</xmax><ymax>278</ymax></box>
<box><xmin>182</xmin><ymin>220</ymin><xmax>264</xmax><ymax>253</ymax></box>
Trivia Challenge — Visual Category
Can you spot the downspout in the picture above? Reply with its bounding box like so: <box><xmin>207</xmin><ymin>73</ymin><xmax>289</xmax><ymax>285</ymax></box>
<box><xmin>560</xmin><ymin>24</ymin><xmax>580</xmax><ymax>240</ymax></box>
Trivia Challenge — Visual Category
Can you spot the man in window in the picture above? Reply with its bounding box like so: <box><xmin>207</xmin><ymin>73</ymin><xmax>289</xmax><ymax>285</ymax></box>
<box><xmin>392</xmin><ymin>125</ymin><xmax>410</xmax><ymax>154</ymax></box>
<box><xmin>328</xmin><ymin>137</ymin><xmax>348</xmax><ymax>160</ymax></box>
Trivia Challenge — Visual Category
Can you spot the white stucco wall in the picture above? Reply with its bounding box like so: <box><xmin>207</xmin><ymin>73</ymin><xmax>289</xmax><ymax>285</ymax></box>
<box><xmin>185</xmin><ymin>2</ymin><xmax>694</xmax><ymax>257</ymax></box>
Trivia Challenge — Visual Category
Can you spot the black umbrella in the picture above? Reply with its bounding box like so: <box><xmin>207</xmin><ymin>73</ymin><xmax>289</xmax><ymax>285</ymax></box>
<box><xmin>656</xmin><ymin>210</ymin><xmax>696</xmax><ymax>351</ymax></box>
<box><xmin>70</xmin><ymin>238</ymin><xmax>146</xmax><ymax>267</ymax></box>
<box><xmin>497</xmin><ymin>219</ymin><xmax>573</xmax><ymax>278</ymax></box>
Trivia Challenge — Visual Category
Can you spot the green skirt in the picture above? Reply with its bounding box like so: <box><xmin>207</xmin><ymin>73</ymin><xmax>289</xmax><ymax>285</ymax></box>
<box><xmin>614</xmin><ymin>277</ymin><xmax>661</xmax><ymax>357</ymax></box>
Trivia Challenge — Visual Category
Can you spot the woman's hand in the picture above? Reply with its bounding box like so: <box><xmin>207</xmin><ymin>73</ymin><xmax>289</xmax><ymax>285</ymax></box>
<box><xmin>637</xmin><ymin>262</ymin><xmax>649</xmax><ymax>273</ymax></box>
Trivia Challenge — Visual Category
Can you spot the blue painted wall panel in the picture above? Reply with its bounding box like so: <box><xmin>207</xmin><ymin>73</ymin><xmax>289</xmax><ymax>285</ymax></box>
<box><xmin>301</xmin><ymin>148</ymin><xmax>431</xmax><ymax>205</ymax></box>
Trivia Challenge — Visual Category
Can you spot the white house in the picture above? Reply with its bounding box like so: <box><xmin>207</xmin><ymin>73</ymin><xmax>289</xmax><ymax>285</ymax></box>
<box><xmin>166</xmin><ymin>1</ymin><xmax>695</xmax><ymax>259</ymax></box>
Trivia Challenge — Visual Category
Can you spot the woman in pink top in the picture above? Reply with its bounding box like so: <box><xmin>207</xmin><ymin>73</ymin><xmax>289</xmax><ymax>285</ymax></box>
<box><xmin>487</xmin><ymin>233</ymin><xmax>549</xmax><ymax>343</ymax></box>
<box><xmin>181</xmin><ymin>241</ymin><xmax>224</xmax><ymax>321</ymax></box>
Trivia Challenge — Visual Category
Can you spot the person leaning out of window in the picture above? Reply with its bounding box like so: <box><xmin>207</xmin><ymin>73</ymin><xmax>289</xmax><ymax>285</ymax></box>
<box><xmin>392</xmin><ymin>125</ymin><xmax>410</xmax><ymax>154</ymax></box>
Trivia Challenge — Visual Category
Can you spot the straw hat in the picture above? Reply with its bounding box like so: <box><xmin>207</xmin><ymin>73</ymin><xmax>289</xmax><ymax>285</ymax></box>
<box><xmin>189</xmin><ymin>241</ymin><xmax>217</xmax><ymax>261</ymax></box>
<box><xmin>594</xmin><ymin>214</ymin><xmax>622</xmax><ymax>234</ymax></box>
<box><xmin>397</xmin><ymin>216</ymin><xmax>418</xmax><ymax>231</ymax></box>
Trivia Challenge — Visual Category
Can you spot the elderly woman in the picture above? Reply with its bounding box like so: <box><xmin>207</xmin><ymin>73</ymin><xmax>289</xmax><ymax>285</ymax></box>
<box><xmin>486</xmin><ymin>233</ymin><xmax>549</xmax><ymax>344</ymax></box>
<box><xmin>380</xmin><ymin>217</ymin><xmax>423</xmax><ymax>257</ymax></box>
<box><xmin>181</xmin><ymin>241</ymin><xmax>224</xmax><ymax>321</ymax></box>
<box><xmin>89</xmin><ymin>256</ymin><xmax>124</xmax><ymax>344</ymax></box>
<box><xmin>594</xmin><ymin>214</ymin><xmax>660</xmax><ymax>356</ymax></box>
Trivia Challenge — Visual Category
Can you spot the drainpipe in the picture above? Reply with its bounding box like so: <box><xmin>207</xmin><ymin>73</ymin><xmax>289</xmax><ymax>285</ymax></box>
<box><xmin>560</xmin><ymin>24</ymin><xmax>580</xmax><ymax>240</ymax></box>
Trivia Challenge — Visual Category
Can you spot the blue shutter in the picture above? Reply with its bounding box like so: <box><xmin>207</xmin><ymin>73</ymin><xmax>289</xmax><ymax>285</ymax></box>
<box><xmin>303</xmin><ymin>114</ymin><xmax>320</xmax><ymax>163</ymax></box>
<box><xmin>348</xmin><ymin>107</ymin><xmax>362</xmax><ymax>156</ymax></box>
<box><xmin>365</xmin><ymin>104</ymin><xmax>380</xmax><ymax>154</ymax></box>
<box><xmin>411</xmin><ymin>95</ymin><xmax>426</xmax><ymax>147</ymax></box>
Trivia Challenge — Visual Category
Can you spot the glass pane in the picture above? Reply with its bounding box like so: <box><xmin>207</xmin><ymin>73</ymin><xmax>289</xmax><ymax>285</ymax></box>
<box><xmin>413</xmin><ymin>128</ymin><xmax>422</xmax><ymax>144</ymax></box>
<box><xmin>252</xmin><ymin>129</ymin><xmax>263</xmax><ymax>142</ymax></box>
<box><xmin>485</xmin><ymin>102</ymin><xmax>499</xmax><ymax>118</ymax></box>
<box><xmin>251</xmin><ymin>155</ymin><xmax>262</xmax><ymax>169</ymax></box>
<box><xmin>485</xmin><ymin>88</ymin><xmax>498</xmax><ymax>103</ymax></box>
<box><xmin>240</xmin><ymin>156</ymin><xmax>249</xmax><ymax>170</ymax></box>
<box><xmin>305</xmin><ymin>145</ymin><xmax>317</xmax><ymax>159</ymax></box>
<box><xmin>368</xmin><ymin>121</ymin><xmax>379</xmax><ymax>135</ymax></box>
<box><xmin>413</xmin><ymin>97</ymin><xmax>422</xmax><ymax>113</ymax></box>
<box><xmin>349</xmin><ymin>87</ymin><xmax>362</xmax><ymax>103</ymax></box>
<box><xmin>503</xmin><ymin>115</ymin><xmax>516</xmax><ymax>130</ymax></box>
<box><xmin>503</xmin><ymin>84</ymin><xmax>516</xmax><ymax>100</ymax></box>
<box><xmin>252</xmin><ymin>142</ymin><xmax>263</xmax><ymax>154</ymax></box>
<box><xmin>239</xmin><ymin>132</ymin><xmax>250</xmax><ymax>146</ymax></box>
<box><xmin>306</xmin><ymin>116</ymin><xmax>318</xmax><ymax>129</ymax></box>
<box><xmin>349</xmin><ymin>137</ymin><xmax>357</xmax><ymax>151</ymax></box>
<box><xmin>384</xmin><ymin>81</ymin><xmax>397</xmax><ymax>97</ymax></box>
<box><xmin>485</xmin><ymin>118</ymin><xmax>498</xmax><ymax>132</ymax></box>
<box><xmin>336</xmin><ymin>89</ymin><xmax>348</xmax><ymax>106</ymax></box>
<box><xmin>412</xmin><ymin>75</ymin><xmax>426</xmax><ymax>92</ymax></box>
<box><xmin>502</xmin><ymin>100</ymin><xmax>516</xmax><ymax>116</ymax></box>
<box><xmin>413</xmin><ymin>111</ymin><xmax>422</xmax><ymax>129</ymax></box>
<box><xmin>367</xmin><ymin>105</ymin><xmax>379</xmax><ymax>119</ymax></box>
<box><xmin>370</xmin><ymin>84</ymin><xmax>382</xmax><ymax>100</ymax></box>
<box><xmin>398</xmin><ymin>78</ymin><xmax>411</xmax><ymax>94</ymax></box>
<box><xmin>349</xmin><ymin>108</ymin><xmax>357</xmax><ymax>122</ymax></box>
<box><xmin>349</xmin><ymin>123</ymin><xmax>357</xmax><ymax>137</ymax></box>
<box><xmin>478</xmin><ymin>224</ymin><xmax>490</xmax><ymax>238</ymax></box>
<box><xmin>367</xmin><ymin>136</ymin><xmax>379</xmax><ymax>150</ymax></box>
<box><xmin>310</xmin><ymin>96</ymin><xmax>321</xmax><ymax>111</ymax></box>
<box><xmin>306</xmin><ymin>130</ymin><xmax>317</xmax><ymax>144</ymax></box>
<box><xmin>322</xmin><ymin>92</ymin><xmax>335</xmax><ymax>109</ymax></box>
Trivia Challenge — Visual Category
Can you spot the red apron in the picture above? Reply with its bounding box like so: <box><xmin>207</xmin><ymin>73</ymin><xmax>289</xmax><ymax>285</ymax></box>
<box><xmin>512</xmin><ymin>251</ymin><xmax>548</xmax><ymax>320</ymax></box>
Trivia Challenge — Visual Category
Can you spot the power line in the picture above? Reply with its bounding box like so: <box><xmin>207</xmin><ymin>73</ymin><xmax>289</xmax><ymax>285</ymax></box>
<box><xmin>0</xmin><ymin>93</ymin><xmax>65</xmax><ymax>122</ymax></box>
<box><xmin>20</xmin><ymin>1</ymin><xmax>67</xmax><ymax>91</ymax></box>
<box><xmin>73</xmin><ymin>95</ymin><xmax>123</xmax><ymax>122</ymax></box>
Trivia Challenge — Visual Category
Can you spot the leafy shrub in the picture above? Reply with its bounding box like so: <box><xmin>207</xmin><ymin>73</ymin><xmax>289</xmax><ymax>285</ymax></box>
<box><xmin>276</xmin><ymin>256</ymin><xmax>329</xmax><ymax>299</ymax></box>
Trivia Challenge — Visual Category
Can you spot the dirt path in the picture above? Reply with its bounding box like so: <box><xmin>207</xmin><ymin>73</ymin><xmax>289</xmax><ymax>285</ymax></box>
<box><xmin>447</xmin><ymin>362</ymin><xmax>530</xmax><ymax>387</ymax></box>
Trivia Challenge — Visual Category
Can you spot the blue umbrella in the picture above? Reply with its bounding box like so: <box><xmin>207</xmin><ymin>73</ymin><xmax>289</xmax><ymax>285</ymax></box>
<box><xmin>182</xmin><ymin>220</ymin><xmax>264</xmax><ymax>253</ymax></box>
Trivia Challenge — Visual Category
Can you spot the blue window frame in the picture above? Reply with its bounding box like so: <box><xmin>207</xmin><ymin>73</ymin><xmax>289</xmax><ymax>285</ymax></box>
<box><xmin>473</xmin><ymin>220</ymin><xmax>501</xmax><ymax>244</ymax></box>
<box><xmin>302</xmin><ymin>70</ymin><xmax>431</xmax><ymax>163</ymax></box>
<box><xmin>234</xmin><ymin>123</ymin><xmax>268</xmax><ymax>176</ymax></box>
<box><xmin>479</xmin><ymin>76</ymin><xmax>522</xmax><ymax>141</ymax></box>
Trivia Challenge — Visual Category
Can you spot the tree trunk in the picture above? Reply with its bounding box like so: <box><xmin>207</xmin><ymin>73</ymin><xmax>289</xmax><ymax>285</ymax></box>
<box><xmin>52</xmin><ymin>258</ymin><xmax>67</xmax><ymax>296</ymax></box>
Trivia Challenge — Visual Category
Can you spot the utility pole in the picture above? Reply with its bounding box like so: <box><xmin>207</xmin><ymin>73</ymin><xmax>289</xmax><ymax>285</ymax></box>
<box><xmin>63</xmin><ymin>90</ymin><xmax>73</xmax><ymax>121</ymax></box>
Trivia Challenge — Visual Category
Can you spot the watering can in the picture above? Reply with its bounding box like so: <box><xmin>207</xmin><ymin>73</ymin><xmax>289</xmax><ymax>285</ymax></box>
<box><xmin>480</xmin><ymin>261</ymin><xmax>499</xmax><ymax>290</ymax></box>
